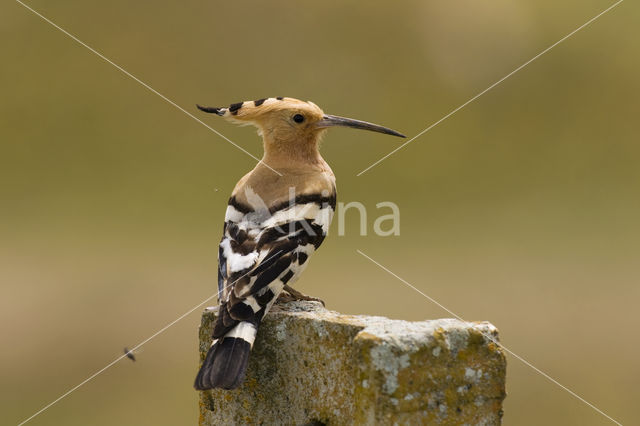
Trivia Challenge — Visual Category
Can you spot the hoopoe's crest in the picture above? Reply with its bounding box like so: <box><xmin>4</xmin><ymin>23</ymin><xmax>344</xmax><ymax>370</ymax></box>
<box><xmin>197</xmin><ymin>97</ymin><xmax>322</xmax><ymax>121</ymax></box>
<box><xmin>198</xmin><ymin>97</ymin><xmax>325</xmax><ymax>144</ymax></box>
<box><xmin>197</xmin><ymin>96</ymin><xmax>404</xmax><ymax>146</ymax></box>
<box><xmin>193</xmin><ymin>97</ymin><xmax>404</xmax><ymax>391</ymax></box>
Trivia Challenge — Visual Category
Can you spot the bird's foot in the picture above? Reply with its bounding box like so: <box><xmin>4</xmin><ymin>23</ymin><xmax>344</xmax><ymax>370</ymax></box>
<box><xmin>276</xmin><ymin>285</ymin><xmax>325</xmax><ymax>307</ymax></box>
<box><xmin>275</xmin><ymin>292</ymin><xmax>297</xmax><ymax>304</ymax></box>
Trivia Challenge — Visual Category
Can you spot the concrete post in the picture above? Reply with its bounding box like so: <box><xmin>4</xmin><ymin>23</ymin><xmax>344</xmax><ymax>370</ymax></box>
<box><xmin>197</xmin><ymin>301</ymin><xmax>506</xmax><ymax>425</ymax></box>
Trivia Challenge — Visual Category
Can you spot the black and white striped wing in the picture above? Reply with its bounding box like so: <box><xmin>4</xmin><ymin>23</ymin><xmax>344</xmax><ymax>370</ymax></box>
<box><xmin>213</xmin><ymin>194</ymin><xmax>335</xmax><ymax>339</ymax></box>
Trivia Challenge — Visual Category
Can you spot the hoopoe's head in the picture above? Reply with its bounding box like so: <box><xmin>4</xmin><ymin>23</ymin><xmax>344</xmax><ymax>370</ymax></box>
<box><xmin>196</xmin><ymin>97</ymin><xmax>404</xmax><ymax>162</ymax></box>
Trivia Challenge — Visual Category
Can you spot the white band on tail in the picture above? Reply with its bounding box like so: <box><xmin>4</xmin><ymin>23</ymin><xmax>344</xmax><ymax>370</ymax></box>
<box><xmin>224</xmin><ymin>322</ymin><xmax>258</xmax><ymax>347</ymax></box>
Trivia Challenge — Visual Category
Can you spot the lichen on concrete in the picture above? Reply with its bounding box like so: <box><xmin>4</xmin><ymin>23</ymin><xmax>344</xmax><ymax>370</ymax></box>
<box><xmin>197</xmin><ymin>301</ymin><xmax>506</xmax><ymax>425</ymax></box>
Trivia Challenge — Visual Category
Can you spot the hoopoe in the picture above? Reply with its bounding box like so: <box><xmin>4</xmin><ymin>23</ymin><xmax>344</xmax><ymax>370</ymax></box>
<box><xmin>193</xmin><ymin>97</ymin><xmax>404</xmax><ymax>390</ymax></box>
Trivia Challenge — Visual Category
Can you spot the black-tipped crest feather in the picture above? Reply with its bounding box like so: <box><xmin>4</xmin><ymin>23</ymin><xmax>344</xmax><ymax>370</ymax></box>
<box><xmin>196</xmin><ymin>104</ymin><xmax>225</xmax><ymax>116</ymax></box>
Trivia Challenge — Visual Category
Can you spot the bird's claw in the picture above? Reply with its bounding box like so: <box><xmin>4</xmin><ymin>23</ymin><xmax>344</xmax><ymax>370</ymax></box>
<box><xmin>277</xmin><ymin>285</ymin><xmax>326</xmax><ymax>307</ymax></box>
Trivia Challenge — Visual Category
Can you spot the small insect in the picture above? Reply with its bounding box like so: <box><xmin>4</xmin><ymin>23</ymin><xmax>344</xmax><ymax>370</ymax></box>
<box><xmin>214</xmin><ymin>188</ymin><xmax>219</xmax><ymax>192</ymax></box>
<box><xmin>124</xmin><ymin>347</ymin><xmax>136</xmax><ymax>362</ymax></box>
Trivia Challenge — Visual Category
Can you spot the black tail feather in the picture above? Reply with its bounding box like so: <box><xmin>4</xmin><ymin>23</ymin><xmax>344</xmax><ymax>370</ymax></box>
<box><xmin>194</xmin><ymin>341</ymin><xmax>219</xmax><ymax>390</ymax></box>
<box><xmin>194</xmin><ymin>337</ymin><xmax>252</xmax><ymax>390</ymax></box>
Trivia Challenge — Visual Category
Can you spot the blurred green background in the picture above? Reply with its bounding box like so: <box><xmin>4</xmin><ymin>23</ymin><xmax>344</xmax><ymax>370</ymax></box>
<box><xmin>1</xmin><ymin>0</ymin><xmax>638</xmax><ymax>424</ymax></box>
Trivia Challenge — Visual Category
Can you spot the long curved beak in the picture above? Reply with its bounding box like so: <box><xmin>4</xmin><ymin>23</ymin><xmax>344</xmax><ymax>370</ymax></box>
<box><xmin>317</xmin><ymin>114</ymin><xmax>405</xmax><ymax>138</ymax></box>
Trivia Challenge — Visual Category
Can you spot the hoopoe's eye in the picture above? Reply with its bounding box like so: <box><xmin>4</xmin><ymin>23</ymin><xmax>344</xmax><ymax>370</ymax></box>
<box><xmin>293</xmin><ymin>114</ymin><xmax>305</xmax><ymax>124</ymax></box>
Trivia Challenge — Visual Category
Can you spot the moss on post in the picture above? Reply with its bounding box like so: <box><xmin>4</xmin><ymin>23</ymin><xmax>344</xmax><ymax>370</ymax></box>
<box><xmin>197</xmin><ymin>301</ymin><xmax>506</xmax><ymax>425</ymax></box>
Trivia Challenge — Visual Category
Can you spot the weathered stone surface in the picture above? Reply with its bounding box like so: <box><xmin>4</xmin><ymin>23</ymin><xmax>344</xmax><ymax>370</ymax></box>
<box><xmin>198</xmin><ymin>301</ymin><xmax>506</xmax><ymax>425</ymax></box>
